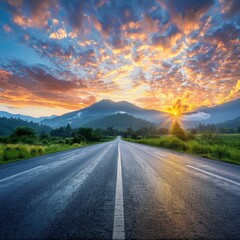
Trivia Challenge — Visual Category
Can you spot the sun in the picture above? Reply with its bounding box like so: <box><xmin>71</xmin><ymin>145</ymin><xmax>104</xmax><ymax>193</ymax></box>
<box><xmin>169</xmin><ymin>109</ymin><xmax>181</xmax><ymax>118</ymax></box>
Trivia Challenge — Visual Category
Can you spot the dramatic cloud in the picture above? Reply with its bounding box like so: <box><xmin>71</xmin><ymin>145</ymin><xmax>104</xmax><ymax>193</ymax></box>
<box><xmin>0</xmin><ymin>0</ymin><xmax>239</xmax><ymax>116</ymax></box>
<box><xmin>0</xmin><ymin>61</ymin><xmax>95</xmax><ymax>109</ymax></box>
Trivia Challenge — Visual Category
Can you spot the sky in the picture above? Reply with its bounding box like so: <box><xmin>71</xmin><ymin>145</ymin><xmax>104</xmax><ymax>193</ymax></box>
<box><xmin>0</xmin><ymin>0</ymin><xmax>239</xmax><ymax>117</ymax></box>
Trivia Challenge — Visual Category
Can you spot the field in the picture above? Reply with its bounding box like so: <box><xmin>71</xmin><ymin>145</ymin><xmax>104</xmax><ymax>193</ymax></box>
<box><xmin>125</xmin><ymin>134</ymin><xmax>240</xmax><ymax>164</ymax></box>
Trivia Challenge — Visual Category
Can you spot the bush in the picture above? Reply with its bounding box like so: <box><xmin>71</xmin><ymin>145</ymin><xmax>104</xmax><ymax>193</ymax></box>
<box><xmin>165</xmin><ymin>136</ymin><xmax>187</xmax><ymax>151</ymax></box>
<box><xmin>188</xmin><ymin>141</ymin><xmax>211</xmax><ymax>155</ymax></box>
<box><xmin>16</xmin><ymin>146</ymin><xmax>29</xmax><ymax>158</ymax></box>
<box><xmin>210</xmin><ymin>145</ymin><xmax>230</xmax><ymax>160</ymax></box>
<box><xmin>185</xmin><ymin>132</ymin><xmax>195</xmax><ymax>141</ymax></box>
<box><xmin>126</xmin><ymin>134</ymin><xmax>240</xmax><ymax>164</ymax></box>
<box><xmin>201</xmin><ymin>131</ymin><xmax>219</xmax><ymax>140</ymax></box>
<box><xmin>38</xmin><ymin>148</ymin><xmax>44</xmax><ymax>154</ymax></box>
<box><xmin>2</xmin><ymin>147</ymin><xmax>17</xmax><ymax>161</ymax></box>
<box><xmin>41</xmin><ymin>140</ymin><xmax>48</xmax><ymax>145</ymax></box>
<box><xmin>46</xmin><ymin>144</ymin><xmax>61</xmax><ymax>152</ymax></box>
<box><xmin>30</xmin><ymin>148</ymin><xmax>38</xmax><ymax>156</ymax></box>
<box><xmin>2</xmin><ymin>145</ymin><xmax>30</xmax><ymax>161</ymax></box>
<box><xmin>57</xmin><ymin>139</ymin><xmax>65</xmax><ymax>144</ymax></box>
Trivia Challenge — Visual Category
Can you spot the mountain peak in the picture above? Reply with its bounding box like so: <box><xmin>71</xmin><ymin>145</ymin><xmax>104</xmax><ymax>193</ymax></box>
<box><xmin>85</xmin><ymin>99</ymin><xmax>142</xmax><ymax>112</ymax></box>
<box><xmin>98</xmin><ymin>99</ymin><xmax>114</xmax><ymax>104</ymax></box>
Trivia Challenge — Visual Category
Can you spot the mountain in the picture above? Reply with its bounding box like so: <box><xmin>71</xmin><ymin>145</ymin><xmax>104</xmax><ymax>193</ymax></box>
<box><xmin>41</xmin><ymin>98</ymin><xmax>240</xmax><ymax>128</ymax></box>
<box><xmin>34</xmin><ymin>115</ymin><xmax>58</xmax><ymax>122</ymax></box>
<box><xmin>217</xmin><ymin>116</ymin><xmax>240</xmax><ymax>129</ymax></box>
<box><xmin>84</xmin><ymin>113</ymin><xmax>155</xmax><ymax>130</ymax></box>
<box><xmin>182</xmin><ymin>98</ymin><xmax>240</xmax><ymax>127</ymax></box>
<box><xmin>197</xmin><ymin>98</ymin><xmax>240</xmax><ymax>124</ymax></box>
<box><xmin>41</xmin><ymin>99</ymin><xmax>168</xmax><ymax>128</ymax></box>
<box><xmin>0</xmin><ymin>111</ymin><xmax>57</xmax><ymax>123</ymax></box>
<box><xmin>0</xmin><ymin>117</ymin><xmax>52</xmax><ymax>136</ymax></box>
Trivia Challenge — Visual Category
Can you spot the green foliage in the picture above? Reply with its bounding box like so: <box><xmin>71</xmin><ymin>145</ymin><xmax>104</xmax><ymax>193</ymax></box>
<box><xmin>0</xmin><ymin>125</ymin><xmax>114</xmax><ymax>163</ymax></box>
<box><xmin>201</xmin><ymin>131</ymin><xmax>219</xmax><ymax>140</ymax></box>
<box><xmin>50</xmin><ymin>124</ymin><xmax>73</xmax><ymax>138</ymax></box>
<box><xmin>0</xmin><ymin>145</ymin><xmax>41</xmax><ymax>162</ymax></box>
<box><xmin>238</xmin><ymin>127</ymin><xmax>240</xmax><ymax>134</ymax></box>
<box><xmin>78</xmin><ymin>128</ymin><xmax>101</xmax><ymax>142</ymax></box>
<box><xmin>84</xmin><ymin>113</ymin><xmax>155</xmax><ymax>130</ymax></box>
<box><xmin>190</xmin><ymin>122</ymin><xmax>240</xmax><ymax>135</ymax></box>
<box><xmin>126</xmin><ymin>134</ymin><xmax>240</xmax><ymax>164</ymax></box>
<box><xmin>170</xmin><ymin>121</ymin><xmax>186</xmax><ymax>141</ymax></box>
<box><xmin>0</xmin><ymin>143</ymin><xmax>82</xmax><ymax>163</ymax></box>
<box><xmin>9</xmin><ymin>126</ymin><xmax>37</xmax><ymax>144</ymax></box>
<box><xmin>12</xmin><ymin>126</ymin><xmax>36</xmax><ymax>138</ymax></box>
<box><xmin>0</xmin><ymin>117</ymin><xmax>52</xmax><ymax>136</ymax></box>
<box><xmin>123</xmin><ymin>126</ymin><xmax>168</xmax><ymax>138</ymax></box>
<box><xmin>188</xmin><ymin>141</ymin><xmax>211</xmax><ymax>155</ymax></box>
<box><xmin>164</xmin><ymin>136</ymin><xmax>187</xmax><ymax>151</ymax></box>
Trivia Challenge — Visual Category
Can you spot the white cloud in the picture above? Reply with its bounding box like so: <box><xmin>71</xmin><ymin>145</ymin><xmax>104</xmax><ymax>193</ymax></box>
<box><xmin>115</xmin><ymin>111</ymin><xmax>127</xmax><ymax>114</ymax></box>
<box><xmin>182</xmin><ymin>111</ymin><xmax>211</xmax><ymax>121</ymax></box>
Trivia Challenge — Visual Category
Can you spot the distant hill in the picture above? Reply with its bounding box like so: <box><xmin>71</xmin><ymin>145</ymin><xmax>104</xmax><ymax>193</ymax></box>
<box><xmin>41</xmin><ymin>99</ymin><xmax>167</xmax><ymax>128</ymax></box>
<box><xmin>0</xmin><ymin>117</ymin><xmax>52</xmax><ymax>136</ymax></box>
<box><xmin>3</xmin><ymin>98</ymin><xmax>239</xmax><ymax>130</ymax></box>
<box><xmin>195</xmin><ymin>98</ymin><xmax>240</xmax><ymax>124</ymax></box>
<box><xmin>83</xmin><ymin>113</ymin><xmax>155</xmax><ymax>130</ymax></box>
<box><xmin>41</xmin><ymin>98</ymin><xmax>240</xmax><ymax>128</ymax></box>
<box><xmin>182</xmin><ymin>98</ymin><xmax>240</xmax><ymax>127</ymax></box>
<box><xmin>217</xmin><ymin>116</ymin><xmax>240</xmax><ymax>129</ymax></box>
<box><xmin>0</xmin><ymin>111</ymin><xmax>57</xmax><ymax>123</ymax></box>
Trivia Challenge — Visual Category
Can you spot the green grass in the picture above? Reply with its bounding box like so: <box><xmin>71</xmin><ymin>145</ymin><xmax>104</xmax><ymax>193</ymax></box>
<box><xmin>125</xmin><ymin>134</ymin><xmax>240</xmax><ymax>164</ymax></box>
<box><xmin>0</xmin><ymin>137</ymin><xmax>117</xmax><ymax>164</ymax></box>
<box><xmin>0</xmin><ymin>143</ymin><xmax>84</xmax><ymax>164</ymax></box>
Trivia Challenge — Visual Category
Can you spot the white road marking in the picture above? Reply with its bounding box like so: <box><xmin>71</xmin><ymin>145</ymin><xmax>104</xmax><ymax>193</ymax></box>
<box><xmin>154</xmin><ymin>152</ymin><xmax>166</xmax><ymax>157</ymax></box>
<box><xmin>0</xmin><ymin>166</ymin><xmax>43</xmax><ymax>183</ymax></box>
<box><xmin>187</xmin><ymin>165</ymin><xmax>240</xmax><ymax>187</ymax></box>
<box><xmin>113</xmin><ymin>143</ymin><xmax>125</xmax><ymax>240</ymax></box>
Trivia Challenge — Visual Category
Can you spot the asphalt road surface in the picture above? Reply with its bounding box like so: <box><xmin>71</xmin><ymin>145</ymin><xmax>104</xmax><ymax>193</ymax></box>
<box><xmin>1</xmin><ymin>137</ymin><xmax>240</xmax><ymax>239</ymax></box>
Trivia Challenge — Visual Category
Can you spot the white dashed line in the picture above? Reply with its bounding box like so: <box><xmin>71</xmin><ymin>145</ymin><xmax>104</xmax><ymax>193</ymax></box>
<box><xmin>112</xmin><ymin>143</ymin><xmax>125</xmax><ymax>240</ymax></box>
<box><xmin>154</xmin><ymin>152</ymin><xmax>166</xmax><ymax>157</ymax></box>
<box><xmin>0</xmin><ymin>166</ymin><xmax>43</xmax><ymax>183</ymax></box>
<box><xmin>187</xmin><ymin>165</ymin><xmax>240</xmax><ymax>187</ymax></box>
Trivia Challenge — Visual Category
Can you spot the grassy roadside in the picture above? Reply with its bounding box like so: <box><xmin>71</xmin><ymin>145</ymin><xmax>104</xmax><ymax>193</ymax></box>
<box><xmin>0</xmin><ymin>138</ymin><xmax>114</xmax><ymax>165</ymax></box>
<box><xmin>124</xmin><ymin>134</ymin><xmax>240</xmax><ymax>164</ymax></box>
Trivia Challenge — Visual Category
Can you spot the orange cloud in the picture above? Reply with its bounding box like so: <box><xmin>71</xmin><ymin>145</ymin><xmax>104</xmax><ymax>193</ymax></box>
<box><xmin>0</xmin><ymin>66</ymin><xmax>95</xmax><ymax>110</ymax></box>
<box><xmin>49</xmin><ymin>28</ymin><xmax>67</xmax><ymax>39</ymax></box>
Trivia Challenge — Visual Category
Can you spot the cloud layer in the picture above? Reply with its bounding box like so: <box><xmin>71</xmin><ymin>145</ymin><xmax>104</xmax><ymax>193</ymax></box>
<box><xmin>0</xmin><ymin>0</ymin><xmax>240</xmax><ymax>115</ymax></box>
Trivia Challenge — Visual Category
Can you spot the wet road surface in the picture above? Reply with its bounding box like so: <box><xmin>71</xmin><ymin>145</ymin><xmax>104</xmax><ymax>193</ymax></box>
<box><xmin>0</xmin><ymin>137</ymin><xmax>240</xmax><ymax>239</ymax></box>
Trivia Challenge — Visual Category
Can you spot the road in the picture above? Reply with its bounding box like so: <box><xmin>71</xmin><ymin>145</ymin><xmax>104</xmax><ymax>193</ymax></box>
<box><xmin>0</xmin><ymin>137</ymin><xmax>240</xmax><ymax>239</ymax></box>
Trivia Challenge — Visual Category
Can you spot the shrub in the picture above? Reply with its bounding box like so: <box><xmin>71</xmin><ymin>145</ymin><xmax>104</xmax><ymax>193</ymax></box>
<box><xmin>188</xmin><ymin>141</ymin><xmax>211</xmax><ymax>155</ymax></box>
<box><xmin>165</xmin><ymin>136</ymin><xmax>187</xmax><ymax>151</ymax></box>
<box><xmin>2</xmin><ymin>147</ymin><xmax>16</xmax><ymax>161</ymax></box>
<box><xmin>185</xmin><ymin>132</ymin><xmax>195</xmax><ymax>141</ymax></box>
<box><xmin>210</xmin><ymin>145</ymin><xmax>230</xmax><ymax>160</ymax></box>
<box><xmin>30</xmin><ymin>148</ymin><xmax>38</xmax><ymax>156</ymax></box>
<box><xmin>38</xmin><ymin>148</ymin><xmax>44</xmax><ymax>154</ymax></box>
<box><xmin>2</xmin><ymin>146</ymin><xmax>29</xmax><ymax>161</ymax></box>
<box><xmin>12</xmin><ymin>127</ymin><xmax>36</xmax><ymax>138</ymax></box>
<box><xmin>17</xmin><ymin>146</ymin><xmax>30</xmax><ymax>158</ymax></box>
<box><xmin>57</xmin><ymin>139</ymin><xmax>65</xmax><ymax>144</ymax></box>
<box><xmin>41</xmin><ymin>140</ymin><xmax>48</xmax><ymax>145</ymax></box>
